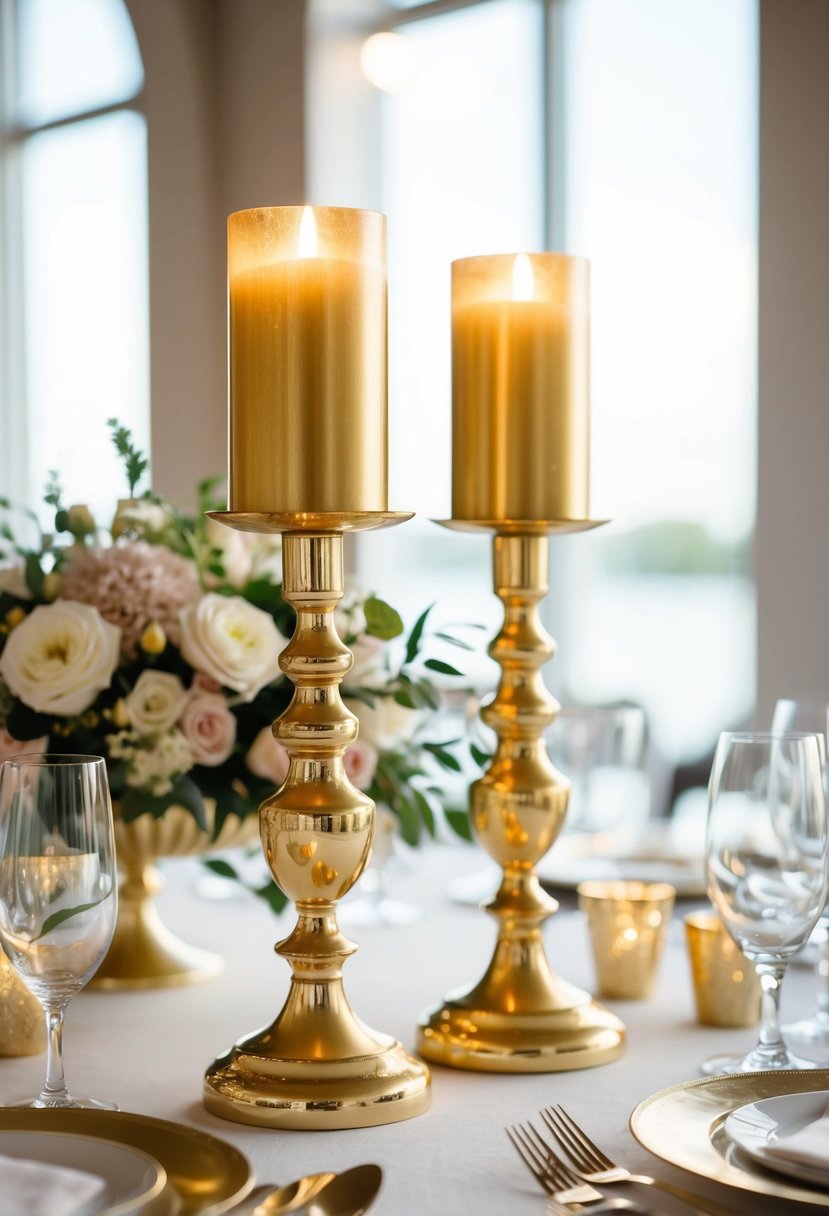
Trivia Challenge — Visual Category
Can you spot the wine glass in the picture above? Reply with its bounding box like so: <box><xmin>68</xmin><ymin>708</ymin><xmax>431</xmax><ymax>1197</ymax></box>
<box><xmin>772</xmin><ymin>699</ymin><xmax>829</xmax><ymax>1058</ymax></box>
<box><xmin>703</xmin><ymin>731</ymin><xmax>829</xmax><ymax>1075</ymax></box>
<box><xmin>0</xmin><ymin>754</ymin><xmax>118</xmax><ymax>1108</ymax></box>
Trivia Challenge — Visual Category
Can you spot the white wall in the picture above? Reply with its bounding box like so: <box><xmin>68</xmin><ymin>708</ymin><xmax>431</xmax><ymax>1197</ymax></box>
<box><xmin>756</xmin><ymin>0</ymin><xmax>829</xmax><ymax>720</ymax></box>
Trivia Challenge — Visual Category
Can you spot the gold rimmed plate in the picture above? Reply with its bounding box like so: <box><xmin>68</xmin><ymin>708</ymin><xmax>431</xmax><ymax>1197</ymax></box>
<box><xmin>0</xmin><ymin>1108</ymin><xmax>254</xmax><ymax>1215</ymax></box>
<box><xmin>630</xmin><ymin>1068</ymin><xmax>829</xmax><ymax>1206</ymax></box>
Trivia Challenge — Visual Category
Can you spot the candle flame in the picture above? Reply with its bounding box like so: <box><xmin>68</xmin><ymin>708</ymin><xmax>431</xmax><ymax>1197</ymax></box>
<box><xmin>512</xmin><ymin>254</ymin><xmax>534</xmax><ymax>301</ymax></box>
<box><xmin>297</xmin><ymin>206</ymin><xmax>318</xmax><ymax>258</ymax></box>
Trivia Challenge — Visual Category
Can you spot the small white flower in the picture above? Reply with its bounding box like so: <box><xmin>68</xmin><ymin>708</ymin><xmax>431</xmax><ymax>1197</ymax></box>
<box><xmin>0</xmin><ymin>601</ymin><xmax>120</xmax><ymax>716</ymax></box>
<box><xmin>126</xmin><ymin>670</ymin><xmax>188</xmax><ymax>735</ymax></box>
<box><xmin>180</xmin><ymin>593</ymin><xmax>285</xmax><ymax>702</ymax></box>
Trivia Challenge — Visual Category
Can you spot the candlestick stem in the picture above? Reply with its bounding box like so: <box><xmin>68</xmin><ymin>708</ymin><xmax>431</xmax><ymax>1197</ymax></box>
<box><xmin>418</xmin><ymin>531</ymin><xmax>625</xmax><ymax>1071</ymax></box>
<box><xmin>204</xmin><ymin>529</ymin><xmax>430</xmax><ymax>1127</ymax></box>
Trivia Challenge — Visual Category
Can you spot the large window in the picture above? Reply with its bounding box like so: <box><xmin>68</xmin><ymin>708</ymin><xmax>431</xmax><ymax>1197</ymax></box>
<box><xmin>0</xmin><ymin>0</ymin><xmax>149</xmax><ymax>525</ymax></box>
<box><xmin>311</xmin><ymin>0</ymin><xmax>758</xmax><ymax>772</ymax></box>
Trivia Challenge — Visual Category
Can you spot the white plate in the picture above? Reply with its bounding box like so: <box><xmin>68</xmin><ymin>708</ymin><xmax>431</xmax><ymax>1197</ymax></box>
<box><xmin>537</xmin><ymin>829</ymin><xmax>706</xmax><ymax>897</ymax></box>
<box><xmin>0</xmin><ymin>1129</ymin><xmax>166</xmax><ymax>1215</ymax></box>
<box><xmin>724</xmin><ymin>1089</ymin><xmax>829</xmax><ymax>1188</ymax></box>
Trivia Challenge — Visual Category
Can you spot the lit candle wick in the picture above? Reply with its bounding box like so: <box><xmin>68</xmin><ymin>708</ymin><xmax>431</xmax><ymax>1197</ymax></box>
<box><xmin>512</xmin><ymin>253</ymin><xmax>534</xmax><ymax>301</ymax></box>
<box><xmin>297</xmin><ymin>206</ymin><xmax>318</xmax><ymax>259</ymax></box>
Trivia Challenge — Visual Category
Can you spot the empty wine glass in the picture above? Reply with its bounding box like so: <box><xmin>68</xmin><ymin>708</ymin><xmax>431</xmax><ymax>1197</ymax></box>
<box><xmin>772</xmin><ymin>699</ymin><xmax>829</xmax><ymax>1058</ymax></box>
<box><xmin>703</xmin><ymin>731</ymin><xmax>828</xmax><ymax>1075</ymax></box>
<box><xmin>0</xmin><ymin>755</ymin><xmax>118</xmax><ymax>1108</ymax></box>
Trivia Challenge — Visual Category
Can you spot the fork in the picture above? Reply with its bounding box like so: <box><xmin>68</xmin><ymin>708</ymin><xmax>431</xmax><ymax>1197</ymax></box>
<box><xmin>506</xmin><ymin>1123</ymin><xmax>659</xmax><ymax>1215</ymax></box>
<box><xmin>539</xmin><ymin>1105</ymin><xmax>727</xmax><ymax>1216</ymax></box>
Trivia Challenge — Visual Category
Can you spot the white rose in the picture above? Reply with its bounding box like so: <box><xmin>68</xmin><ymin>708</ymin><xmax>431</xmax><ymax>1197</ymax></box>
<box><xmin>0</xmin><ymin>558</ymin><xmax>31</xmax><ymax>601</ymax></box>
<box><xmin>0</xmin><ymin>601</ymin><xmax>120</xmax><ymax>715</ymax></box>
<box><xmin>126</xmin><ymin>670</ymin><xmax>188</xmax><ymax>735</ymax></box>
<box><xmin>204</xmin><ymin>518</ymin><xmax>252</xmax><ymax>589</ymax></box>
<box><xmin>180</xmin><ymin>593</ymin><xmax>284</xmax><ymax>702</ymax></box>
<box><xmin>346</xmin><ymin>695</ymin><xmax>422</xmax><ymax>751</ymax></box>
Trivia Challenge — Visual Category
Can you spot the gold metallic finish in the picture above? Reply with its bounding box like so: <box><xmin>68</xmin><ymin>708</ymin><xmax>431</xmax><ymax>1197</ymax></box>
<box><xmin>451</xmin><ymin>253</ymin><xmax>590</xmax><ymax>522</ymax></box>
<box><xmin>418</xmin><ymin>531</ymin><xmax>625</xmax><ymax>1071</ymax></box>
<box><xmin>92</xmin><ymin>805</ymin><xmax>258</xmax><ymax>990</ymax></box>
<box><xmin>435</xmin><ymin>517</ymin><xmax>606</xmax><ymax>536</ymax></box>
<box><xmin>631</xmin><ymin>1069</ymin><xmax>829</xmax><ymax>1207</ymax></box>
<box><xmin>684</xmin><ymin>910</ymin><xmax>761</xmax><ymax>1028</ymax></box>
<box><xmin>0</xmin><ymin>1108</ymin><xmax>253</xmax><ymax>1214</ymax></box>
<box><xmin>228</xmin><ymin>206</ymin><xmax>387</xmax><ymax>515</ymax></box>
<box><xmin>578</xmin><ymin>880</ymin><xmax>675</xmax><ymax>1000</ymax></box>
<box><xmin>204</xmin><ymin>528</ymin><xmax>430</xmax><ymax>1128</ymax></box>
<box><xmin>0</xmin><ymin>950</ymin><xmax>43</xmax><ymax>1056</ymax></box>
<box><xmin>207</xmin><ymin>510</ymin><xmax>412</xmax><ymax>536</ymax></box>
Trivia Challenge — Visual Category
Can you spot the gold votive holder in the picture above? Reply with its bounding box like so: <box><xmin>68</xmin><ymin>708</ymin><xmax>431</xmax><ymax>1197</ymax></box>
<box><xmin>684</xmin><ymin>909</ymin><xmax>761</xmax><ymax>1027</ymax></box>
<box><xmin>579</xmin><ymin>880</ymin><xmax>676</xmax><ymax>1000</ymax></box>
<box><xmin>0</xmin><ymin>952</ymin><xmax>43</xmax><ymax>1057</ymax></box>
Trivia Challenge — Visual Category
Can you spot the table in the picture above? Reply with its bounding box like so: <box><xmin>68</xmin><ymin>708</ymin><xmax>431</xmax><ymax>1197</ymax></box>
<box><xmin>0</xmin><ymin>844</ymin><xmax>824</xmax><ymax>1215</ymax></box>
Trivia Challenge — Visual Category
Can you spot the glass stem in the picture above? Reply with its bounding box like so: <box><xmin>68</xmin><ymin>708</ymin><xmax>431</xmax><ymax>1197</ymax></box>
<box><xmin>816</xmin><ymin>922</ymin><xmax>829</xmax><ymax>1022</ymax></box>
<box><xmin>39</xmin><ymin>1001</ymin><xmax>70</xmax><ymax>1104</ymax></box>
<box><xmin>755</xmin><ymin>961</ymin><xmax>787</xmax><ymax>1058</ymax></box>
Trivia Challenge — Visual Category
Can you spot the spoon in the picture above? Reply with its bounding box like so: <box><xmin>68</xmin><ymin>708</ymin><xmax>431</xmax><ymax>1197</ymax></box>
<box><xmin>229</xmin><ymin>1172</ymin><xmax>335</xmax><ymax>1215</ymax></box>
<box><xmin>290</xmin><ymin>1164</ymin><xmax>383</xmax><ymax>1216</ymax></box>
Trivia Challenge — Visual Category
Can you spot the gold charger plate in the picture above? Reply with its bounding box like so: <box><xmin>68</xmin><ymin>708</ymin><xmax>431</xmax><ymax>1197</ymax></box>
<box><xmin>630</xmin><ymin>1068</ymin><xmax>829</xmax><ymax>1206</ymax></box>
<box><xmin>0</xmin><ymin>1108</ymin><xmax>254</xmax><ymax>1214</ymax></box>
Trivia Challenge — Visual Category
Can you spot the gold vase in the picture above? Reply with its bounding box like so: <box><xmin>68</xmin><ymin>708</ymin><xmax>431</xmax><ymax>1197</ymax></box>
<box><xmin>92</xmin><ymin>802</ymin><xmax>259</xmax><ymax>990</ymax></box>
<box><xmin>0</xmin><ymin>952</ymin><xmax>44</xmax><ymax>1057</ymax></box>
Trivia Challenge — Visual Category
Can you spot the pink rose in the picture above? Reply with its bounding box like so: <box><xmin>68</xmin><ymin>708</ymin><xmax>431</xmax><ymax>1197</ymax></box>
<box><xmin>180</xmin><ymin>694</ymin><xmax>236</xmax><ymax>767</ymax></box>
<box><xmin>246</xmin><ymin>726</ymin><xmax>290</xmax><ymax>786</ymax></box>
<box><xmin>343</xmin><ymin>739</ymin><xmax>378</xmax><ymax>790</ymax></box>
<box><xmin>191</xmin><ymin>672</ymin><xmax>222</xmax><ymax>695</ymax></box>
<box><xmin>0</xmin><ymin>728</ymin><xmax>49</xmax><ymax>763</ymax></box>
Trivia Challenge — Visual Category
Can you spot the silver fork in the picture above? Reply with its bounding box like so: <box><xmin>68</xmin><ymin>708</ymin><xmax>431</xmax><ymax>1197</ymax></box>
<box><xmin>539</xmin><ymin>1105</ymin><xmax>726</xmax><ymax>1216</ymax></box>
<box><xmin>506</xmin><ymin>1124</ymin><xmax>659</xmax><ymax>1215</ymax></box>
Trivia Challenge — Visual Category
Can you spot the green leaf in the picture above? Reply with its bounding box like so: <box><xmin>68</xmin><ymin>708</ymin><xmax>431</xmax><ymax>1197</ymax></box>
<box><xmin>423</xmin><ymin>658</ymin><xmax>464</xmax><ymax>677</ymax></box>
<box><xmin>404</xmin><ymin>605</ymin><xmax>433</xmax><ymax>665</ymax></box>
<box><xmin>423</xmin><ymin>743</ymin><xmax>462</xmax><ymax>773</ymax></box>
<box><xmin>6</xmin><ymin>701</ymin><xmax>52</xmax><ymax>742</ymax></box>
<box><xmin>394</xmin><ymin>689</ymin><xmax>417</xmax><ymax>710</ymax></box>
<box><xmin>24</xmin><ymin>553</ymin><xmax>44</xmax><ymax>599</ymax></box>
<box><xmin>470</xmin><ymin>743</ymin><xmax>491</xmax><ymax>769</ymax></box>
<box><xmin>434</xmin><ymin>631</ymin><xmax>475</xmax><ymax>651</ymax></box>
<box><xmin>32</xmin><ymin>894</ymin><xmax>110</xmax><ymax>942</ymax></box>
<box><xmin>363</xmin><ymin>595</ymin><xmax>403</xmax><ymax>640</ymax></box>
<box><xmin>202</xmin><ymin>858</ymin><xmax>238</xmax><ymax>881</ymax></box>
<box><xmin>255</xmin><ymin>879</ymin><xmax>290</xmax><ymax>915</ymax></box>
<box><xmin>445</xmin><ymin>809</ymin><xmax>473</xmax><ymax>842</ymax></box>
<box><xmin>412</xmin><ymin>789</ymin><xmax>436</xmax><ymax>838</ymax></box>
<box><xmin>392</xmin><ymin>793</ymin><xmax>421</xmax><ymax>846</ymax></box>
<box><xmin>119</xmin><ymin>775</ymin><xmax>207</xmax><ymax>831</ymax></box>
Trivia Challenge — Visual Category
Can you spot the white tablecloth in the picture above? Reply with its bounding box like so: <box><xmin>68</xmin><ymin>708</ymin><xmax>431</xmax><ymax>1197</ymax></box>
<box><xmin>0</xmin><ymin>844</ymin><xmax>825</xmax><ymax>1215</ymax></box>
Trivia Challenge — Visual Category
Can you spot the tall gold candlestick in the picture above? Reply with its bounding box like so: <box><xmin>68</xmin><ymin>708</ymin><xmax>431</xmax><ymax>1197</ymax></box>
<box><xmin>204</xmin><ymin>205</ymin><xmax>428</xmax><ymax>1127</ymax></box>
<box><xmin>417</xmin><ymin>252</ymin><xmax>625</xmax><ymax>1071</ymax></box>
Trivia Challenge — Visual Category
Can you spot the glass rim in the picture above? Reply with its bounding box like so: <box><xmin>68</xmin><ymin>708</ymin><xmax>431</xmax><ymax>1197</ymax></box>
<box><xmin>1</xmin><ymin>753</ymin><xmax>107</xmax><ymax>769</ymax></box>
<box><xmin>717</xmin><ymin>731</ymin><xmax>824</xmax><ymax>741</ymax></box>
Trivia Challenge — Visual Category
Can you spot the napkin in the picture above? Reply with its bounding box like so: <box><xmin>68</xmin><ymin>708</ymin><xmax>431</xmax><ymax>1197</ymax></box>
<box><xmin>0</xmin><ymin>1153</ymin><xmax>106</xmax><ymax>1216</ymax></box>
<box><xmin>763</xmin><ymin>1101</ymin><xmax>829</xmax><ymax>1171</ymax></box>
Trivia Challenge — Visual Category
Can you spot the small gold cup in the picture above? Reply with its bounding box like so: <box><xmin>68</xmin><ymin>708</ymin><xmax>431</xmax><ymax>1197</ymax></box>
<box><xmin>684</xmin><ymin>909</ymin><xmax>761</xmax><ymax>1027</ymax></box>
<box><xmin>579</xmin><ymin>880</ymin><xmax>676</xmax><ymax>1000</ymax></box>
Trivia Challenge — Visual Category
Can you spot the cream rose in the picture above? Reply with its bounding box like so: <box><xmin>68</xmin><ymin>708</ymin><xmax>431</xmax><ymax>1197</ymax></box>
<box><xmin>0</xmin><ymin>601</ymin><xmax>120</xmax><ymax>716</ymax></box>
<box><xmin>0</xmin><ymin>728</ymin><xmax>49</xmax><ymax>762</ymax></box>
<box><xmin>180</xmin><ymin>594</ymin><xmax>284</xmax><ymax>701</ymax></box>
<box><xmin>343</xmin><ymin>739</ymin><xmax>378</xmax><ymax>790</ymax></box>
<box><xmin>126</xmin><ymin>670</ymin><xmax>188</xmax><ymax>735</ymax></box>
<box><xmin>246</xmin><ymin>726</ymin><xmax>290</xmax><ymax>785</ymax></box>
<box><xmin>347</xmin><ymin>695</ymin><xmax>421</xmax><ymax>752</ymax></box>
<box><xmin>180</xmin><ymin>693</ymin><xmax>236</xmax><ymax>766</ymax></box>
<box><xmin>204</xmin><ymin>518</ymin><xmax>253</xmax><ymax>589</ymax></box>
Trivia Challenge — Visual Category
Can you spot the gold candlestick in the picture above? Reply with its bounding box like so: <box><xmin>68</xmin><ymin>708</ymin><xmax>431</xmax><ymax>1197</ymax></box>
<box><xmin>203</xmin><ymin>511</ymin><xmax>430</xmax><ymax>1127</ymax></box>
<box><xmin>418</xmin><ymin>252</ymin><xmax>624</xmax><ymax>1070</ymax></box>
<box><xmin>417</xmin><ymin>520</ymin><xmax>624</xmax><ymax>1071</ymax></box>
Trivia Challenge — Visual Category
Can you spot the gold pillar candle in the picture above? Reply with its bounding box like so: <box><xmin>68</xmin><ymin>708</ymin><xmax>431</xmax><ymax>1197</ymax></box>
<box><xmin>579</xmin><ymin>880</ymin><xmax>676</xmax><ymax>1000</ymax></box>
<box><xmin>451</xmin><ymin>253</ymin><xmax>589</xmax><ymax>522</ymax></box>
<box><xmin>228</xmin><ymin>205</ymin><xmax>387</xmax><ymax>513</ymax></box>
<box><xmin>685</xmin><ymin>910</ymin><xmax>761</xmax><ymax>1028</ymax></box>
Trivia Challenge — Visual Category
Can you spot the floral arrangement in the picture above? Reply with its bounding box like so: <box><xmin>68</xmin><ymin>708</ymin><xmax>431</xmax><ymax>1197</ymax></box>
<box><xmin>0</xmin><ymin>422</ymin><xmax>472</xmax><ymax>858</ymax></box>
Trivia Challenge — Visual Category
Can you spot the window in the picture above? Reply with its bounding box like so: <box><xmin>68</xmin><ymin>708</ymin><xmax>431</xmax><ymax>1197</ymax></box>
<box><xmin>311</xmin><ymin>0</ymin><xmax>758</xmax><ymax>772</ymax></box>
<box><xmin>0</xmin><ymin>0</ymin><xmax>149</xmax><ymax>525</ymax></box>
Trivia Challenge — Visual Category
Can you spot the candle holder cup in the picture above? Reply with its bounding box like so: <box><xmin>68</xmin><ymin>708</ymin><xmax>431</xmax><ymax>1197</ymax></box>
<box><xmin>417</xmin><ymin>517</ymin><xmax>625</xmax><ymax>1071</ymax></box>
<box><xmin>202</xmin><ymin>511</ymin><xmax>430</xmax><ymax>1128</ymax></box>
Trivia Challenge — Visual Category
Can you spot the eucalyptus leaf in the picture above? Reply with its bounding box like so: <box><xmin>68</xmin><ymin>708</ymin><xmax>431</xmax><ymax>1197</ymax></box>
<box><xmin>363</xmin><ymin>595</ymin><xmax>404</xmax><ymax>640</ymax></box>
<box><xmin>424</xmin><ymin>658</ymin><xmax>464</xmax><ymax>677</ymax></box>
<box><xmin>404</xmin><ymin>605</ymin><xmax>433</xmax><ymax>665</ymax></box>
<box><xmin>32</xmin><ymin>894</ymin><xmax>110</xmax><ymax>942</ymax></box>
